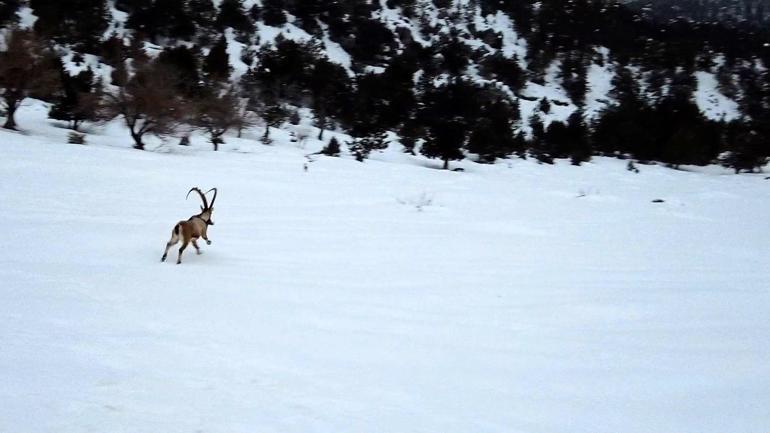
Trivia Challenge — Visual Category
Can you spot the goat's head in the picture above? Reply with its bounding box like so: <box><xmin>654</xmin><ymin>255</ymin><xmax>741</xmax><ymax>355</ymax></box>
<box><xmin>186</xmin><ymin>187</ymin><xmax>217</xmax><ymax>225</ymax></box>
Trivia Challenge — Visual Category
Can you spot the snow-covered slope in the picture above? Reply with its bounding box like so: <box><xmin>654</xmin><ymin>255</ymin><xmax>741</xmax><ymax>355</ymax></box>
<box><xmin>5</xmin><ymin>0</ymin><xmax>747</xmax><ymax>133</ymax></box>
<box><xmin>1</xmin><ymin>102</ymin><xmax>769</xmax><ymax>433</ymax></box>
<box><xmin>695</xmin><ymin>71</ymin><xmax>741</xmax><ymax>121</ymax></box>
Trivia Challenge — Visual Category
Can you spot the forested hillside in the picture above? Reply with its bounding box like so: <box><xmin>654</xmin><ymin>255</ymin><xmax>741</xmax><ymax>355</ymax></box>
<box><xmin>624</xmin><ymin>0</ymin><xmax>769</xmax><ymax>28</ymax></box>
<box><xmin>0</xmin><ymin>0</ymin><xmax>768</xmax><ymax>171</ymax></box>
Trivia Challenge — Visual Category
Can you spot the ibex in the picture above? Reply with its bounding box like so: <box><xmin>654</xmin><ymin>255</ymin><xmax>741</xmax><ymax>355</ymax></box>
<box><xmin>161</xmin><ymin>187</ymin><xmax>217</xmax><ymax>264</ymax></box>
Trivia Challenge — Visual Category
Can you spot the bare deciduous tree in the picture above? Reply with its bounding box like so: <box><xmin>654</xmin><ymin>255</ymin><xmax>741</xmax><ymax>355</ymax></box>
<box><xmin>232</xmin><ymin>97</ymin><xmax>257</xmax><ymax>138</ymax></box>
<box><xmin>192</xmin><ymin>89</ymin><xmax>242</xmax><ymax>151</ymax></box>
<box><xmin>0</xmin><ymin>29</ymin><xmax>59</xmax><ymax>130</ymax></box>
<box><xmin>258</xmin><ymin>102</ymin><xmax>288</xmax><ymax>144</ymax></box>
<box><xmin>103</xmin><ymin>62</ymin><xmax>186</xmax><ymax>150</ymax></box>
<box><xmin>50</xmin><ymin>71</ymin><xmax>105</xmax><ymax>132</ymax></box>
<box><xmin>70</xmin><ymin>89</ymin><xmax>105</xmax><ymax>131</ymax></box>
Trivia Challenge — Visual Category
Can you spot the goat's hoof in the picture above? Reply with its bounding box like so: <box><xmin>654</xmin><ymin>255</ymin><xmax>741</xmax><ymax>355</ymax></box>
<box><xmin>161</xmin><ymin>257</ymin><xmax>166</xmax><ymax>262</ymax></box>
<box><xmin>206</xmin><ymin>240</ymin><xmax>212</xmax><ymax>245</ymax></box>
<box><xmin>196</xmin><ymin>251</ymin><xmax>202</xmax><ymax>255</ymax></box>
<box><xmin>176</xmin><ymin>261</ymin><xmax>181</xmax><ymax>265</ymax></box>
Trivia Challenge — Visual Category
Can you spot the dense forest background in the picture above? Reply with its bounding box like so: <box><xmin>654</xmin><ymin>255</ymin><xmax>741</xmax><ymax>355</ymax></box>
<box><xmin>0</xmin><ymin>0</ymin><xmax>768</xmax><ymax>171</ymax></box>
<box><xmin>624</xmin><ymin>0</ymin><xmax>769</xmax><ymax>28</ymax></box>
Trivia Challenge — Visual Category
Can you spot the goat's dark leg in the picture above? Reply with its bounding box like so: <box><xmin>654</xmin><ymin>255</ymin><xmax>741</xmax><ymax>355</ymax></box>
<box><xmin>192</xmin><ymin>239</ymin><xmax>202</xmax><ymax>255</ymax></box>
<box><xmin>161</xmin><ymin>229</ymin><xmax>179</xmax><ymax>262</ymax></box>
<box><xmin>177</xmin><ymin>239</ymin><xmax>189</xmax><ymax>264</ymax></box>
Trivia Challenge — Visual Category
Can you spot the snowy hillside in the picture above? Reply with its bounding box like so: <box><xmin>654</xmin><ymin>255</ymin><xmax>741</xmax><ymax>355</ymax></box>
<box><xmin>4</xmin><ymin>0</ymin><xmax>767</xmax><ymax>172</ymax></box>
<box><xmin>1</xmin><ymin>102</ymin><xmax>769</xmax><ymax>433</ymax></box>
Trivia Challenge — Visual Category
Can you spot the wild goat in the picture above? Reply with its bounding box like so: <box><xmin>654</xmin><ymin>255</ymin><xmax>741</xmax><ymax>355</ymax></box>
<box><xmin>161</xmin><ymin>187</ymin><xmax>217</xmax><ymax>264</ymax></box>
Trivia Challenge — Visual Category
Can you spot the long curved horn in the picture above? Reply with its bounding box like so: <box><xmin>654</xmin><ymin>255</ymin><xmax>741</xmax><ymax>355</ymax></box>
<box><xmin>206</xmin><ymin>188</ymin><xmax>217</xmax><ymax>207</ymax></box>
<box><xmin>186</xmin><ymin>187</ymin><xmax>209</xmax><ymax>209</ymax></box>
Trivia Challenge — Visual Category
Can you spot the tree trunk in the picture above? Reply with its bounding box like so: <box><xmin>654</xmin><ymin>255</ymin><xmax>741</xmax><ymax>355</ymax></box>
<box><xmin>318</xmin><ymin>127</ymin><xmax>324</xmax><ymax>141</ymax></box>
<box><xmin>262</xmin><ymin>125</ymin><xmax>270</xmax><ymax>143</ymax></box>
<box><xmin>443</xmin><ymin>158</ymin><xmax>449</xmax><ymax>170</ymax></box>
<box><xmin>2</xmin><ymin>101</ymin><xmax>19</xmax><ymax>130</ymax></box>
<box><xmin>212</xmin><ymin>134</ymin><xmax>223</xmax><ymax>151</ymax></box>
<box><xmin>131</xmin><ymin>130</ymin><xmax>144</xmax><ymax>150</ymax></box>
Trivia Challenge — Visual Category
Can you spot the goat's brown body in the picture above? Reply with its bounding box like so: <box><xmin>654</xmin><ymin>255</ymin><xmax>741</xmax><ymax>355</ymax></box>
<box><xmin>176</xmin><ymin>215</ymin><xmax>210</xmax><ymax>242</ymax></box>
<box><xmin>161</xmin><ymin>188</ymin><xmax>217</xmax><ymax>264</ymax></box>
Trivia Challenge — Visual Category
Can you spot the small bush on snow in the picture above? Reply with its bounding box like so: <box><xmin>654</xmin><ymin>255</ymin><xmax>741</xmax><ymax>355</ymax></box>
<box><xmin>397</xmin><ymin>192</ymin><xmax>434</xmax><ymax>212</ymax></box>
<box><xmin>68</xmin><ymin>132</ymin><xmax>86</xmax><ymax>145</ymax></box>
<box><xmin>321</xmin><ymin>137</ymin><xmax>341</xmax><ymax>157</ymax></box>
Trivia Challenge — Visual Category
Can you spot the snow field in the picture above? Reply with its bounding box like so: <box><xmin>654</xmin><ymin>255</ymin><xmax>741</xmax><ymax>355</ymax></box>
<box><xmin>0</xmin><ymin>102</ymin><xmax>769</xmax><ymax>433</ymax></box>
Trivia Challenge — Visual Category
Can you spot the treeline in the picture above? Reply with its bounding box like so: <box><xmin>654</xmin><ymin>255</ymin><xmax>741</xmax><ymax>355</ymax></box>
<box><xmin>0</xmin><ymin>0</ymin><xmax>768</xmax><ymax>172</ymax></box>
<box><xmin>624</xmin><ymin>0</ymin><xmax>769</xmax><ymax>30</ymax></box>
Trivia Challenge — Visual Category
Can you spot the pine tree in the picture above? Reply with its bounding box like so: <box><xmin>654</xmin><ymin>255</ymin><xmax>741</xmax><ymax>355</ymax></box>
<box><xmin>156</xmin><ymin>45</ymin><xmax>202</xmax><ymax>97</ymax></box>
<box><xmin>258</xmin><ymin>103</ymin><xmax>288</xmax><ymax>144</ymax></box>
<box><xmin>111</xmin><ymin>60</ymin><xmax>129</xmax><ymax>87</ymax></box>
<box><xmin>566</xmin><ymin>110</ymin><xmax>591</xmax><ymax>165</ymax></box>
<box><xmin>561</xmin><ymin>52</ymin><xmax>588</xmax><ymax>106</ymax></box>
<box><xmin>348</xmin><ymin>130</ymin><xmax>389</xmax><ymax>162</ymax></box>
<box><xmin>421</xmin><ymin>118</ymin><xmax>466</xmax><ymax>169</ymax></box>
<box><xmin>203</xmin><ymin>37</ymin><xmax>231</xmax><ymax>82</ymax></box>
<box><xmin>399</xmin><ymin>119</ymin><xmax>423</xmax><ymax>155</ymax></box>
<box><xmin>321</xmin><ymin>137</ymin><xmax>341</xmax><ymax>156</ymax></box>
<box><xmin>438</xmin><ymin>36</ymin><xmax>471</xmax><ymax>76</ymax></box>
<box><xmin>247</xmin><ymin>37</ymin><xmax>324</xmax><ymax>104</ymax></box>
<box><xmin>610</xmin><ymin>65</ymin><xmax>641</xmax><ymax>106</ymax></box>
<box><xmin>719</xmin><ymin>125</ymin><xmax>768</xmax><ymax>173</ymax></box>
<box><xmin>0</xmin><ymin>0</ymin><xmax>21</xmax><ymax>25</ymax></box>
<box><xmin>538</xmin><ymin>97</ymin><xmax>551</xmax><ymax>115</ymax></box>
<box><xmin>49</xmin><ymin>67</ymin><xmax>103</xmax><ymax>131</ymax></box>
<box><xmin>528</xmin><ymin>113</ymin><xmax>551</xmax><ymax>163</ymax></box>
<box><xmin>663</xmin><ymin>126</ymin><xmax>702</xmax><ymax>169</ymax></box>
<box><xmin>466</xmin><ymin>98</ymin><xmax>517</xmax><ymax>163</ymax></box>
<box><xmin>479</xmin><ymin>52</ymin><xmax>526</xmax><ymax>92</ymax></box>
<box><xmin>100</xmin><ymin>33</ymin><xmax>126</xmax><ymax>67</ymax></box>
<box><xmin>189</xmin><ymin>0</ymin><xmax>217</xmax><ymax>31</ymax></box>
<box><xmin>261</xmin><ymin>0</ymin><xmax>287</xmax><ymax>26</ymax></box>
<box><xmin>466</xmin><ymin>118</ymin><xmax>498</xmax><ymax>163</ymax></box>
<box><xmin>216</xmin><ymin>0</ymin><xmax>254</xmax><ymax>33</ymax></box>
<box><xmin>543</xmin><ymin>120</ymin><xmax>571</xmax><ymax>160</ymax></box>
<box><xmin>124</xmin><ymin>0</ymin><xmax>157</xmax><ymax>40</ymax></box>
<box><xmin>127</xmin><ymin>34</ymin><xmax>150</xmax><ymax>65</ymax></box>
<box><xmin>30</xmin><ymin>0</ymin><xmax>109</xmax><ymax>52</ymax></box>
<box><xmin>645</xmin><ymin>68</ymin><xmax>667</xmax><ymax>103</ymax></box>
<box><xmin>386</xmin><ymin>0</ymin><xmax>416</xmax><ymax>16</ymax></box>
<box><xmin>513</xmin><ymin>131</ymin><xmax>528</xmax><ymax>158</ymax></box>
<box><xmin>152</xmin><ymin>0</ymin><xmax>196</xmax><ymax>40</ymax></box>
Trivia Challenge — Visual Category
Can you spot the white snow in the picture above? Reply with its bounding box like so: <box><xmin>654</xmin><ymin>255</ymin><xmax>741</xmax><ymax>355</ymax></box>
<box><xmin>1</xmin><ymin>101</ymin><xmax>769</xmax><ymax>433</ymax></box>
<box><xmin>584</xmin><ymin>49</ymin><xmax>614</xmax><ymax>120</ymax></box>
<box><xmin>223</xmin><ymin>28</ymin><xmax>249</xmax><ymax>78</ymax></box>
<box><xmin>318</xmin><ymin>21</ymin><xmax>354</xmax><ymax>77</ymax></box>
<box><xmin>519</xmin><ymin>61</ymin><xmax>577</xmax><ymax>133</ymax></box>
<box><xmin>482</xmin><ymin>10</ymin><xmax>528</xmax><ymax>65</ymax></box>
<box><xmin>375</xmin><ymin>0</ymin><xmax>435</xmax><ymax>48</ymax></box>
<box><xmin>695</xmin><ymin>71</ymin><xmax>741</xmax><ymax>121</ymax></box>
<box><xmin>248</xmin><ymin>20</ymin><xmax>356</xmax><ymax>76</ymax></box>
<box><xmin>15</xmin><ymin>6</ymin><xmax>37</xmax><ymax>29</ymax></box>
